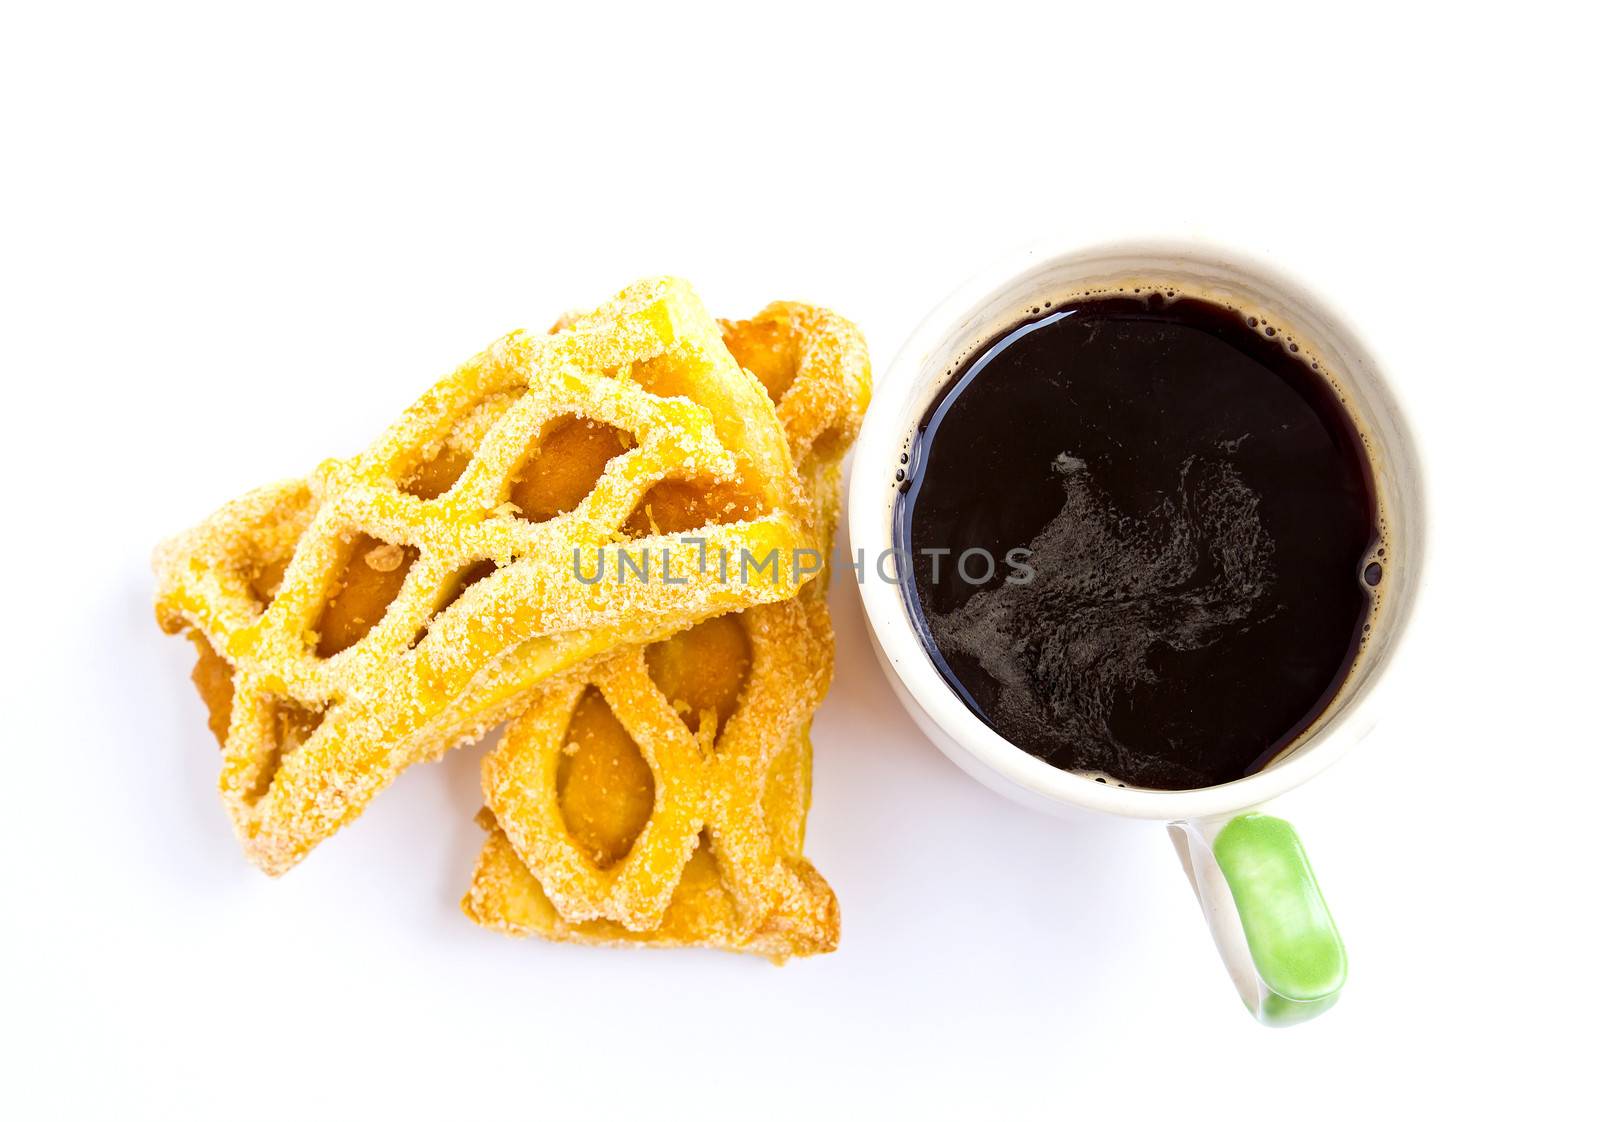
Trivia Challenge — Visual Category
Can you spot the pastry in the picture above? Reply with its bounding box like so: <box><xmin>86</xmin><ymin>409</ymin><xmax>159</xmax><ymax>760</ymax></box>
<box><xmin>463</xmin><ymin>303</ymin><xmax>870</xmax><ymax>959</ymax></box>
<box><xmin>155</xmin><ymin>278</ymin><xmax>817</xmax><ymax>875</ymax></box>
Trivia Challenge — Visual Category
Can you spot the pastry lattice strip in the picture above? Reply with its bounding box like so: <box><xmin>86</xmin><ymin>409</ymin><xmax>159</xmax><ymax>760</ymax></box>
<box><xmin>155</xmin><ymin>279</ymin><xmax>816</xmax><ymax>875</ymax></box>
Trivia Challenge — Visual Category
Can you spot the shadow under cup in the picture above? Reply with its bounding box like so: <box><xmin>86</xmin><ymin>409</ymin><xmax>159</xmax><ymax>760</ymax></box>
<box><xmin>853</xmin><ymin>242</ymin><xmax>1425</xmax><ymax>816</ymax></box>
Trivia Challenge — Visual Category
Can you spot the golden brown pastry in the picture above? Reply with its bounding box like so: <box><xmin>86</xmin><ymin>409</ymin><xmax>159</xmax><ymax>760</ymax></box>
<box><xmin>463</xmin><ymin>303</ymin><xmax>870</xmax><ymax>960</ymax></box>
<box><xmin>154</xmin><ymin>279</ymin><xmax>818</xmax><ymax>876</ymax></box>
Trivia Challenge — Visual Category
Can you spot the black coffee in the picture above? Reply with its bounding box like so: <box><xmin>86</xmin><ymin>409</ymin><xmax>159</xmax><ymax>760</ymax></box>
<box><xmin>896</xmin><ymin>292</ymin><xmax>1382</xmax><ymax>790</ymax></box>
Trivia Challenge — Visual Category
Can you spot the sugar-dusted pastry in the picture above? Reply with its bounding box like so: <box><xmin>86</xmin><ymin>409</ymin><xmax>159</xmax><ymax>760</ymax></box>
<box><xmin>463</xmin><ymin>303</ymin><xmax>870</xmax><ymax>959</ymax></box>
<box><xmin>155</xmin><ymin>279</ymin><xmax>818</xmax><ymax>876</ymax></box>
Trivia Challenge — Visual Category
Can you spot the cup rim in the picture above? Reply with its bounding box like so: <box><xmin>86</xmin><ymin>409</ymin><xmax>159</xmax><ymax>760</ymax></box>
<box><xmin>848</xmin><ymin>235</ymin><xmax>1427</xmax><ymax>821</ymax></box>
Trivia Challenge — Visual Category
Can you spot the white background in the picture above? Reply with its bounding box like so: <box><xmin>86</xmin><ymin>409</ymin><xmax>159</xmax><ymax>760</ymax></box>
<box><xmin>4</xmin><ymin>2</ymin><xmax>1596</xmax><ymax>1118</ymax></box>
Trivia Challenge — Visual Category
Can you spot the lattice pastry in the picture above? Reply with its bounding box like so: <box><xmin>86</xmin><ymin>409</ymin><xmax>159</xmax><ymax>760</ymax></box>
<box><xmin>462</xmin><ymin>303</ymin><xmax>871</xmax><ymax>959</ymax></box>
<box><xmin>155</xmin><ymin>279</ymin><xmax>817</xmax><ymax>876</ymax></box>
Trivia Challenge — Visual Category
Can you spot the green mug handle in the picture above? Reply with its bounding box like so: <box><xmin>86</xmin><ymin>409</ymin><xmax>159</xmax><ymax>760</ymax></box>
<box><xmin>1169</xmin><ymin>814</ymin><xmax>1347</xmax><ymax>1026</ymax></box>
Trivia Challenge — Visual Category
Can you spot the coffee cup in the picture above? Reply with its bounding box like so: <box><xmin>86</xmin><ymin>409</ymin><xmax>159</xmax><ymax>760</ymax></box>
<box><xmin>848</xmin><ymin>238</ymin><xmax>1426</xmax><ymax>1025</ymax></box>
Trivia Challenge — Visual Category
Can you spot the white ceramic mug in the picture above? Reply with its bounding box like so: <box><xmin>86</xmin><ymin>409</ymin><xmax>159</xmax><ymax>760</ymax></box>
<box><xmin>849</xmin><ymin>239</ymin><xmax>1426</xmax><ymax>1026</ymax></box>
